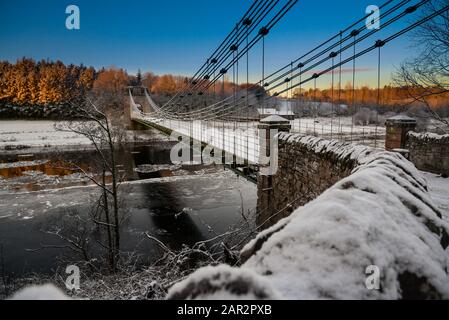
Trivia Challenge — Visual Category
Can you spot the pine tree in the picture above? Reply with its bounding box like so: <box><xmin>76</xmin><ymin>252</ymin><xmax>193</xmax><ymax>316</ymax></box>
<box><xmin>136</xmin><ymin>69</ymin><xmax>142</xmax><ymax>86</ymax></box>
<box><xmin>0</xmin><ymin>61</ymin><xmax>12</xmax><ymax>100</ymax></box>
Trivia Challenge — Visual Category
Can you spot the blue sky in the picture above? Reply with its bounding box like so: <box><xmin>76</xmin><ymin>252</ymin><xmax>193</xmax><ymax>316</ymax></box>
<box><xmin>0</xmin><ymin>0</ymin><xmax>421</xmax><ymax>87</ymax></box>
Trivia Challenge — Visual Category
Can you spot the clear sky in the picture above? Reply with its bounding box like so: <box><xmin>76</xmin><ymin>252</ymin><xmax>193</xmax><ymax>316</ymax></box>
<box><xmin>0</xmin><ymin>0</ymin><xmax>421</xmax><ymax>88</ymax></box>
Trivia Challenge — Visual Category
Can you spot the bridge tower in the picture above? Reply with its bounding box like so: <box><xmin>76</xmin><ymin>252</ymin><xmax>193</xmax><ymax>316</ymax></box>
<box><xmin>126</xmin><ymin>86</ymin><xmax>150</xmax><ymax>130</ymax></box>
<box><xmin>257</xmin><ymin>115</ymin><xmax>291</xmax><ymax>229</ymax></box>
<box><xmin>385</xmin><ymin>115</ymin><xmax>417</xmax><ymax>151</ymax></box>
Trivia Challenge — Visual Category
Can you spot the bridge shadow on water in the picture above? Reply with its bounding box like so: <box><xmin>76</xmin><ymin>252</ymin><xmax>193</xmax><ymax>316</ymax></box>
<box><xmin>119</xmin><ymin>143</ymin><xmax>224</xmax><ymax>257</ymax></box>
<box><xmin>141</xmin><ymin>182</ymin><xmax>205</xmax><ymax>249</ymax></box>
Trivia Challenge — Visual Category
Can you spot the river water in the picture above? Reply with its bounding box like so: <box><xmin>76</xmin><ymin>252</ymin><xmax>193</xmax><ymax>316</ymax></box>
<box><xmin>0</xmin><ymin>139</ymin><xmax>257</xmax><ymax>277</ymax></box>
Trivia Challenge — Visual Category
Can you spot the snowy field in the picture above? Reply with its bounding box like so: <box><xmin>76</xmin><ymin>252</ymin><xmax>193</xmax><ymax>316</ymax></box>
<box><xmin>291</xmin><ymin>116</ymin><xmax>385</xmax><ymax>133</ymax></box>
<box><xmin>0</xmin><ymin>121</ymin><xmax>92</xmax><ymax>150</ymax></box>
<box><xmin>421</xmin><ymin>171</ymin><xmax>449</xmax><ymax>222</ymax></box>
<box><xmin>290</xmin><ymin>117</ymin><xmax>386</xmax><ymax>148</ymax></box>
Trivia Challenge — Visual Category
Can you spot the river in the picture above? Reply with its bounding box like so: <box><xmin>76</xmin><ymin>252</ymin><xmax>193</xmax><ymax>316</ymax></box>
<box><xmin>0</xmin><ymin>133</ymin><xmax>257</xmax><ymax>277</ymax></box>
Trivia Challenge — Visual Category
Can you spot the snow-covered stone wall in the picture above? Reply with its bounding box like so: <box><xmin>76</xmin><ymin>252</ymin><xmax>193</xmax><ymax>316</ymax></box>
<box><xmin>407</xmin><ymin>131</ymin><xmax>449</xmax><ymax>177</ymax></box>
<box><xmin>257</xmin><ymin>133</ymin><xmax>375</xmax><ymax>228</ymax></box>
<box><xmin>169</xmin><ymin>134</ymin><xmax>449</xmax><ymax>299</ymax></box>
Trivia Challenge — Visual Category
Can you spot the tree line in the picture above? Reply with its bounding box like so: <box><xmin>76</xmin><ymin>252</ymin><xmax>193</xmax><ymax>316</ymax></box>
<box><xmin>0</xmin><ymin>60</ymin><xmax>262</xmax><ymax>107</ymax></box>
<box><xmin>293</xmin><ymin>83</ymin><xmax>449</xmax><ymax>110</ymax></box>
<box><xmin>0</xmin><ymin>58</ymin><xmax>96</xmax><ymax>105</ymax></box>
<box><xmin>1</xmin><ymin>58</ymin><xmax>447</xmax><ymax>113</ymax></box>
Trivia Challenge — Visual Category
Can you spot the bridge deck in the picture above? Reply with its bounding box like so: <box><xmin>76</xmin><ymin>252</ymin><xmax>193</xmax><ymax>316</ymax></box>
<box><xmin>132</xmin><ymin>113</ymin><xmax>261</xmax><ymax>164</ymax></box>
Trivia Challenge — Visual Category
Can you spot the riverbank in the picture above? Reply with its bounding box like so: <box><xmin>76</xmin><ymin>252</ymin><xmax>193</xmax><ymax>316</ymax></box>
<box><xmin>0</xmin><ymin>120</ymin><xmax>170</xmax><ymax>153</ymax></box>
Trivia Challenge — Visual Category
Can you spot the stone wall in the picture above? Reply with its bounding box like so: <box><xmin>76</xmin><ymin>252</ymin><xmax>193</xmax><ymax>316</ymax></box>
<box><xmin>169</xmin><ymin>135</ymin><xmax>449</xmax><ymax>300</ymax></box>
<box><xmin>407</xmin><ymin>132</ymin><xmax>449</xmax><ymax>177</ymax></box>
<box><xmin>257</xmin><ymin>133</ymin><xmax>374</xmax><ymax>228</ymax></box>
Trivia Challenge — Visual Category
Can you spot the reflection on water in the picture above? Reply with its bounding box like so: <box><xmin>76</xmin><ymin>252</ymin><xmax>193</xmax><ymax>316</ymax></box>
<box><xmin>0</xmin><ymin>159</ymin><xmax>84</xmax><ymax>179</ymax></box>
<box><xmin>0</xmin><ymin>142</ymin><xmax>257</xmax><ymax>276</ymax></box>
<box><xmin>0</xmin><ymin>142</ymin><xmax>214</xmax><ymax>193</ymax></box>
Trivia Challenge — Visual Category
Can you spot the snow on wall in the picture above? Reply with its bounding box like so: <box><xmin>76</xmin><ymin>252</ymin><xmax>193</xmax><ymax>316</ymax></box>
<box><xmin>278</xmin><ymin>132</ymin><xmax>375</xmax><ymax>162</ymax></box>
<box><xmin>166</xmin><ymin>265</ymin><xmax>281</xmax><ymax>300</ymax></box>
<box><xmin>169</xmin><ymin>134</ymin><xmax>449</xmax><ymax>300</ymax></box>
<box><xmin>257</xmin><ymin>133</ymin><xmax>379</xmax><ymax>228</ymax></box>
<box><xmin>407</xmin><ymin>131</ymin><xmax>449</xmax><ymax>176</ymax></box>
<box><xmin>408</xmin><ymin>131</ymin><xmax>449</xmax><ymax>141</ymax></box>
<box><xmin>9</xmin><ymin>284</ymin><xmax>70</xmax><ymax>300</ymax></box>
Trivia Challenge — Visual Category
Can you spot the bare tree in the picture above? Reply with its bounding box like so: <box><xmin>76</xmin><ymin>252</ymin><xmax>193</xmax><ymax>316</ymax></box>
<box><xmin>54</xmin><ymin>91</ymin><xmax>128</xmax><ymax>272</ymax></box>
<box><xmin>394</xmin><ymin>0</ymin><xmax>449</xmax><ymax>131</ymax></box>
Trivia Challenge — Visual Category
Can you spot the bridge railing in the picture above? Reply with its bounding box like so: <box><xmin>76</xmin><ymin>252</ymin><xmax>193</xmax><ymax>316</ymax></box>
<box><xmin>140</xmin><ymin>116</ymin><xmax>262</xmax><ymax>164</ymax></box>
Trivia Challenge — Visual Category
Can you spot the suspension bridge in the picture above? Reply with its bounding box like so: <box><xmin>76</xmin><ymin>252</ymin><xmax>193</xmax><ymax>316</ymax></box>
<box><xmin>128</xmin><ymin>0</ymin><xmax>449</xmax><ymax>167</ymax></box>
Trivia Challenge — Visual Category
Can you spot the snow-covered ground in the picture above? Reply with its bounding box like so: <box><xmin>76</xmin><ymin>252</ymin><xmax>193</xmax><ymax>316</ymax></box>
<box><xmin>421</xmin><ymin>171</ymin><xmax>449</xmax><ymax>222</ymax></box>
<box><xmin>0</xmin><ymin>121</ymin><xmax>92</xmax><ymax>150</ymax></box>
<box><xmin>0</xmin><ymin>120</ymin><xmax>172</xmax><ymax>152</ymax></box>
<box><xmin>290</xmin><ymin>117</ymin><xmax>386</xmax><ymax>148</ymax></box>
